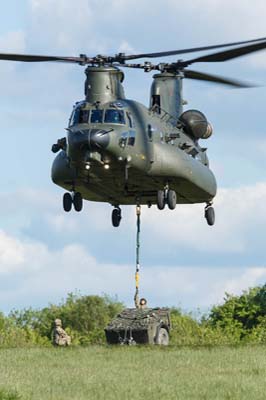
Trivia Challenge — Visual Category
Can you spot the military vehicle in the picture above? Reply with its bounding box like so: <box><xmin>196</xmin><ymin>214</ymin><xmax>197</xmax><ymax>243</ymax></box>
<box><xmin>1</xmin><ymin>37</ymin><xmax>266</xmax><ymax>227</ymax></box>
<box><xmin>105</xmin><ymin>307</ymin><xmax>171</xmax><ymax>345</ymax></box>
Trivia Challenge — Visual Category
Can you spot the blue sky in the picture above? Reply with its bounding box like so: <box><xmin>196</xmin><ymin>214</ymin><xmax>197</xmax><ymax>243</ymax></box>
<box><xmin>1</xmin><ymin>0</ymin><xmax>266</xmax><ymax>313</ymax></box>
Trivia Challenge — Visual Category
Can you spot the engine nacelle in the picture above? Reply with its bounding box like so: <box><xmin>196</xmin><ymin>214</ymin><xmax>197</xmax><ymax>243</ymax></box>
<box><xmin>179</xmin><ymin>109</ymin><xmax>213</xmax><ymax>140</ymax></box>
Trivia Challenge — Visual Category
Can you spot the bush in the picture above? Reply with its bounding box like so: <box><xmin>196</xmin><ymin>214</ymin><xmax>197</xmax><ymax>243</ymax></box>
<box><xmin>8</xmin><ymin>293</ymin><xmax>124</xmax><ymax>346</ymax></box>
<box><xmin>207</xmin><ymin>284</ymin><xmax>266</xmax><ymax>342</ymax></box>
<box><xmin>170</xmin><ymin>310</ymin><xmax>241</xmax><ymax>346</ymax></box>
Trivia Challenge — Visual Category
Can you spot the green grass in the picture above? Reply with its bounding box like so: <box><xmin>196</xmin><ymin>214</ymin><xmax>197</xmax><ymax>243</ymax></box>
<box><xmin>1</xmin><ymin>346</ymin><xmax>266</xmax><ymax>399</ymax></box>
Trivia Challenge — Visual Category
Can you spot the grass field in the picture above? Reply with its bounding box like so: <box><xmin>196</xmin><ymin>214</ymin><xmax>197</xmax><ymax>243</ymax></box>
<box><xmin>1</xmin><ymin>346</ymin><xmax>266</xmax><ymax>399</ymax></box>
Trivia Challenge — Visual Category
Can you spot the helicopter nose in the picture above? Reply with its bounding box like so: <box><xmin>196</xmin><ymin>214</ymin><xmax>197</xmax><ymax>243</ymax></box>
<box><xmin>88</xmin><ymin>129</ymin><xmax>110</xmax><ymax>151</ymax></box>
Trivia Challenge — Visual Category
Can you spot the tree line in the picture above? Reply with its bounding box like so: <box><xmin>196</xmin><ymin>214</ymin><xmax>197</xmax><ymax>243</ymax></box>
<box><xmin>2</xmin><ymin>285</ymin><xmax>266</xmax><ymax>347</ymax></box>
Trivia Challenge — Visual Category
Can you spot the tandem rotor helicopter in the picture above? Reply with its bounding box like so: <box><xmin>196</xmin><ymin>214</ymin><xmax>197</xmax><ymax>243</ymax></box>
<box><xmin>2</xmin><ymin>37</ymin><xmax>266</xmax><ymax>227</ymax></box>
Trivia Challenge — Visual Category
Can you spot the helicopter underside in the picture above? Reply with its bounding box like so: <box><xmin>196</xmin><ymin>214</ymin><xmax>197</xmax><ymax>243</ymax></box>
<box><xmin>52</xmin><ymin>151</ymin><xmax>214</xmax><ymax>206</ymax></box>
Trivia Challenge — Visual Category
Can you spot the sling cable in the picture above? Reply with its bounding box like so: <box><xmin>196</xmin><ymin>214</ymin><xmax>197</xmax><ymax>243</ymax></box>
<box><xmin>134</xmin><ymin>204</ymin><xmax>146</xmax><ymax>309</ymax></box>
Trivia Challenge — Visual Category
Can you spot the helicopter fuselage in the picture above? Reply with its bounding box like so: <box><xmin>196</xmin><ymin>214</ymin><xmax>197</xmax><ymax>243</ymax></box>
<box><xmin>51</xmin><ymin>99</ymin><xmax>217</xmax><ymax>206</ymax></box>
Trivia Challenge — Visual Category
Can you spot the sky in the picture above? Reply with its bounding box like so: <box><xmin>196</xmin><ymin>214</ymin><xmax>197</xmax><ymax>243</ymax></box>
<box><xmin>1</xmin><ymin>0</ymin><xmax>266</xmax><ymax>313</ymax></box>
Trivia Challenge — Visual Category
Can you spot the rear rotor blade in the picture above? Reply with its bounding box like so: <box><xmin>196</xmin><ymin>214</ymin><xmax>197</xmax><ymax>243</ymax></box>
<box><xmin>184</xmin><ymin>40</ymin><xmax>266</xmax><ymax>65</ymax></box>
<box><xmin>184</xmin><ymin>69</ymin><xmax>256</xmax><ymax>88</ymax></box>
<box><xmin>123</xmin><ymin>37</ymin><xmax>266</xmax><ymax>60</ymax></box>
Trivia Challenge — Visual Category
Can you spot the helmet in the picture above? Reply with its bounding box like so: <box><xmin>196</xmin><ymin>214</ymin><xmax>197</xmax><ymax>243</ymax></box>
<box><xmin>140</xmin><ymin>298</ymin><xmax>147</xmax><ymax>306</ymax></box>
<box><xmin>54</xmin><ymin>318</ymin><xmax>62</xmax><ymax>326</ymax></box>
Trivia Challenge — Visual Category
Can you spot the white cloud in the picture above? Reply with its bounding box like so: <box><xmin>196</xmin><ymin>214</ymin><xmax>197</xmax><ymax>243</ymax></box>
<box><xmin>1</xmin><ymin>228</ymin><xmax>266</xmax><ymax>312</ymax></box>
<box><xmin>1</xmin><ymin>182</ymin><xmax>266</xmax><ymax>256</ymax></box>
<box><xmin>1</xmin><ymin>182</ymin><xmax>266</xmax><ymax>311</ymax></box>
<box><xmin>141</xmin><ymin>182</ymin><xmax>266</xmax><ymax>253</ymax></box>
<box><xmin>0</xmin><ymin>230</ymin><xmax>46</xmax><ymax>273</ymax></box>
<box><xmin>118</xmin><ymin>40</ymin><xmax>137</xmax><ymax>55</ymax></box>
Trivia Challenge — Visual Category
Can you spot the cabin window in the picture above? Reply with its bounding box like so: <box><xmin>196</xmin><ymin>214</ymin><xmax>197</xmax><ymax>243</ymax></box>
<box><xmin>104</xmin><ymin>109</ymin><xmax>125</xmax><ymax>124</ymax></box>
<box><xmin>119</xmin><ymin>131</ymin><xmax>136</xmax><ymax>147</ymax></box>
<box><xmin>91</xmin><ymin>109</ymin><xmax>103</xmax><ymax>123</ymax></box>
<box><xmin>119</xmin><ymin>131</ymin><xmax>128</xmax><ymax>148</ymax></box>
<box><xmin>147</xmin><ymin>124</ymin><xmax>153</xmax><ymax>141</ymax></box>
<box><xmin>128</xmin><ymin>131</ymin><xmax>136</xmax><ymax>146</ymax></box>
<box><xmin>152</xmin><ymin>94</ymin><xmax>161</xmax><ymax>114</ymax></box>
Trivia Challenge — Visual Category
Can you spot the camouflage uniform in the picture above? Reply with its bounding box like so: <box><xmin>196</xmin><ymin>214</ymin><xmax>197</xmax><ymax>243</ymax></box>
<box><xmin>52</xmin><ymin>319</ymin><xmax>71</xmax><ymax>346</ymax></box>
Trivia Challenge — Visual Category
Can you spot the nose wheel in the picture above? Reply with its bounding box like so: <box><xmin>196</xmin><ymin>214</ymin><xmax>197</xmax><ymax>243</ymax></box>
<box><xmin>157</xmin><ymin>188</ymin><xmax>177</xmax><ymax>210</ymax></box>
<box><xmin>63</xmin><ymin>192</ymin><xmax>83</xmax><ymax>212</ymax></box>
<box><xmin>205</xmin><ymin>204</ymin><xmax>215</xmax><ymax>226</ymax></box>
<box><xmin>112</xmin><ymin>207</ymin><xmax>122</xmax><ymax>227</ymax></box>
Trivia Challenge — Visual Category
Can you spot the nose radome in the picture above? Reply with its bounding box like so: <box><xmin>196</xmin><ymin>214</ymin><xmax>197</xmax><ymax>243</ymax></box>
<box><xmin>89</xmin><ymin>129</ymin><xmax>110</xmax><ymax>151</ymax></box>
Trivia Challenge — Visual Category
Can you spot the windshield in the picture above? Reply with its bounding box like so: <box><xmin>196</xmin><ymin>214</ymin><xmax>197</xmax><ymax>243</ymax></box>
<box><xmin>104</xmin><ymin>109</ymin><xmax>125</xmax><ymax>124</ymax></box>
<box><xmin>69</xmin><ymin>108</ymin><xmax>90</xmax><ymax>126</ymax></box>
<box><xmin>91</xmin><ymin>109</ymin><xmax>104</xmax><ymax>123</ymax></box>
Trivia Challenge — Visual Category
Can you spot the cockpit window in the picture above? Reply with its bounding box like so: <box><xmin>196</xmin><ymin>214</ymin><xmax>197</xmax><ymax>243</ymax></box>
<box><xmin>69</xmin><ymin>109</ymin><xmax>79</xmax><ymax>126</ymax></box>
<box><xmin>69</xmin><ymin>108</ymin><xmax>90</xmax><ymax>126</ymax></box>
<box><xmin>104</xmin><ymin>109</ymin><xmax>125</xmax><ymax>124</ymax></box>
<box><xmin>79</xmin><ymin>109</ymin><xmax>90</xmax><ymax>123</ymax></box>
<box><xmin>91</xmin><ymin>109</ymin><xmax>103</xmax><ymax>123</ymax></box>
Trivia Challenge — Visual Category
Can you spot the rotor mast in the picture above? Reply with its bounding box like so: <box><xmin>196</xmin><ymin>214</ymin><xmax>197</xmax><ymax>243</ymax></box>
<box><xmin>150</xmin><ymin>72</ymin><xmax>184</xmax><ymax>121</ymax></box>
<box><xmin>84</xmin><ymin>66</ymin><xmax>126</xmax><ymax>104</ymax></box>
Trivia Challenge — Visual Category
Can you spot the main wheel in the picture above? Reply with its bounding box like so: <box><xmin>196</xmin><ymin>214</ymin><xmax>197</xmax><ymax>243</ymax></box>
<box><xmin>167</xmin><ymin>190</ymin><xmax>177</xmax><ymax>210</ymax></box>
<box><xmin>112</xmin><ymin>208</ymin><xmax>122</xmax><ymax>227</ymax></box>
<box><xmin>205</xmin><ymin>206</ymin><xmax>215</xmax><ymax>226</ymax></box>
<box><xmin>73</xmin><ymin>192</ymin><xmax>83</xmax><ymax>212</ymax></box>
<box><xmin>63</xmin><ymin>193</ymin><xmax>72</xmax><ymax>212</ymax></box>
<box><xmin>157</xmin><ymin>190</ymin><xmax>165</xmax><ymax>210</ymax></box>
<box><xmin>155</xmin><ymin>328</ymin><xmax>169</xmax><ymax>346</ymax></box>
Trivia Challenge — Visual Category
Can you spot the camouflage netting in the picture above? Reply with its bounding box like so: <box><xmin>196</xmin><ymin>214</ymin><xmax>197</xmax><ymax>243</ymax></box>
<box><xmin>105</xmin><ymin>308</ymin><xmax>171</xmax><ymax>345</ymax></box>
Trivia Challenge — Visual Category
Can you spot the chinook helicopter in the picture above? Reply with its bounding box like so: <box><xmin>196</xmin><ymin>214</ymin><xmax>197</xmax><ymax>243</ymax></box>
<box><xmin>2</xmin><ymin>37</ymin><xmax>266</xmax><ymax>227</ymax></box>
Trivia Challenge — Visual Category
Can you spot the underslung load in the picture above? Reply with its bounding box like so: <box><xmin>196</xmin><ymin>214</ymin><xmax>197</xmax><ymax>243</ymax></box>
<box><xmin>105</xmin><ymin>307</ymin><xmax>171</xmax><ymax>345</ymax></box>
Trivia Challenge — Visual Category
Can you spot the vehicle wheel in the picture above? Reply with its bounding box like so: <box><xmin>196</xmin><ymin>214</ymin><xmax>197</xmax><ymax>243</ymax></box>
<box><xmin>73</xmin><ymin>192</ymin><xmax>83</xmax><ymax>212</ymax></box>
<box><xmin>167</xmin><ymin>190</ymin><xmax>177</xmax><ymax>210</ymax></box>
<box><xmin>157</xmin><ymin>190</ymin><xmax>165</xmax><ymax>210</ymax></box>
<box><xmin>63</xmin><ymin>192</ymin><xmax>72</xmax><ymax>212</ymax></box>
<box><xmin>156</xmin><ymin>328</ymin><xmax>169</xmax><ymax>346</ymax></box>
<box><xmin>112</xmin><ymin>208</ymin><xmax>121</xmax><ymax>227</ymax></box>
<box><xmin>205</xmin><ymin>206</ymin><xmax>215</xmax><ymax>226</ymax></box>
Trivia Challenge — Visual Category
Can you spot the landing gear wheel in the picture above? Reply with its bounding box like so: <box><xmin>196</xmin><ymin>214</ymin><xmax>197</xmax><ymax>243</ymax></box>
<box><xmin>73</xmin><ymin>192</ymin><xmax>83</xmax><ymax>212</ymax></box>
<box><xmin>167</xmin><ymin>190</ymin><xmax>177</xmax><ymax>210</ymax></box>
<box><xmin>63</xmin><ymin>193</ymin><xmax>72</xmax><ymax>212</ymax></box>
<box><xmin>205</xmin><ymin>206</ymin><xmax>215</xmax><ymax>226</ymax></box>
<box><xmin>157</xmin><ymin>190</ymin><xmax>165</xmax><ymax>210</ymax></box>
<box><xmin>155</xmin><ymin>328</ymin><xmax>169</xmax><ymax>346</ymax></box>
<box><xmin>112</xmin><ymin>208</ymin><xmax>122</xmax><ymax>227</ymax></box>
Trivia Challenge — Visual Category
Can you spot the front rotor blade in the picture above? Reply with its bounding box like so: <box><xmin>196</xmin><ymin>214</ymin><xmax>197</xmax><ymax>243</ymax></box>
<box><xmin>123</xmin><ymin>37</ymin><xmax>266</xmax><ymax>60</ymax></box>
<box><xmin>184</xmin><ymin>40</ymin><xmax>266</xmax><ymax>65</ymax></box>
<box><xmin>0</xmin><ymin>53</ymin><xmax>89</xmax><ymax>63</ymax></box>
<box><xmin>184</xmin><ymin>69</ymin><xmax>256</xmax><ymax>88</ymax></box>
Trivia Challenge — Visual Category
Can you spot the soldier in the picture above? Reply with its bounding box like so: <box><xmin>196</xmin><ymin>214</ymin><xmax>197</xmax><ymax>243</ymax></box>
<box><xmin>52</xmin><ymin>318</ymin><xmax>71</xmax><ymax>347</ymax></box>
<box><xmin>139</xmin><ymin>298</ymin><xmax>147</xmax><ymax>310</ymax></box>
<box><xmin>134</xmin><ymin>291</ymin><xmax>148</xmax><ymax>310</ymax></box>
